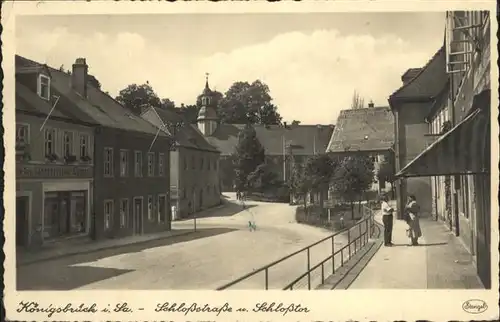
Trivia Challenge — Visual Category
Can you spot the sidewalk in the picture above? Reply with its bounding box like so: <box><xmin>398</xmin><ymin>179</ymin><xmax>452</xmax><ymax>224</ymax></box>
<box><xmin>348</xmin><ymin>212</ymin><xmax>484</xmax><ymax>289</ymax></box>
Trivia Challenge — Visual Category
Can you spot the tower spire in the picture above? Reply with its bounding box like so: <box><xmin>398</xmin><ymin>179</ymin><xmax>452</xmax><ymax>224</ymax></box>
<box><xmin>205</xmin><ymin>72</ymin><xmax>210</xmax><ymax>89</ymax></box>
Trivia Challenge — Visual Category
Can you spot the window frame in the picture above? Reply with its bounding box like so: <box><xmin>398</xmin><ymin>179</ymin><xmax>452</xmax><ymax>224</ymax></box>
<box><xmin>104</xmin><ymin>199</ymin><xmax>114</xmax><ymax>231</ymax></box>
<box><xmin>147</xmin><ymin>152</ymin><xmax>155</xmax><ymax>177</ymax></box>
<box><xmin>103</xmin><ymin>147</ymin><xmax>114</xmax><ymax>177</ymax></box>
<box><xmin>62</xmin><ymin>131</ymin><xmax>74</xmax><ymax>157</ymax></box>
<box><xmin>120</xmin><ymin>149</ymin><xmax>129</xmax><ymax>177</ymax></box>
<box><xmin>158</xmin><ymin>153</ymin><xmax>165</xmax><ymax>177</ymax></box>
<box><xmin>119</xmin><ymin>198</ymin><xmax>129</xmax><ymax>228</ymax></box>
<box><xmin>16</xmin><ymin>123</ymin><xmax>30</xmax><ymax>146</ymax></box>
<box><xmin>135</xmin><ymin>151</ymin><xmax>143</xmax><ymax>177</ymax></box>
<box><xmin>147</xmin><ymin>195</ymin><xmax>154</xmax><ymax>221</ymax></box>
<box><xmin>79</xmin><ymin>133</ymin><xmax>90</xmax><ymax>159</ymax></box>
<box><xmin>44</xmin><ymin>127</ymin><xmax>57</xmax><ymax>157</ymax></box>
<box><xmin>37</xmin><ymin>74</ymin><xmax>51</xmax><ymax>101</ymax></box>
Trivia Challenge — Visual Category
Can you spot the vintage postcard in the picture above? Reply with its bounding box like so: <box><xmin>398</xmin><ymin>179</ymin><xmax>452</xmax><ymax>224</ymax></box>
<box><xmin>2</xmin><ymin>1</ymin><xmax>499</xmax><ymax>321</ymax></box>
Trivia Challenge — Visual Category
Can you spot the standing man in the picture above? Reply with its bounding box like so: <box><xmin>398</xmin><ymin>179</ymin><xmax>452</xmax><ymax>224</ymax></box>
<box><xmin>380</xmin><ymin>194</ymin><xmax>394</xmax><ymax>246</ymax></box>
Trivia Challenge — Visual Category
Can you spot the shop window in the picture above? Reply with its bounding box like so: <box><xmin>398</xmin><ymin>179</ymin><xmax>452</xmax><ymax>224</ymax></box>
<box><xmin>43</xmin><ymin>191</ymin><xmax>87</xmax><ymax>239</ymax></box>
<box><xmin>104</xmin><ymin>148</ymin><xmax>114</xmax><ymax>177</ymax></box>
<box><xmin>104</xmin><ymin>200</ymin><xmax>114</xmax><ymax>230</ymax></box>
<box><xmin>38</xmin><ymin>74</ymin><xmax>50</xmax><ymax>100</ymax></box>
<box><xmin>148</xmin><ymin>152</ymin><xmax>155</xmax><ymax>177</ymax></box>
<box><xmin>120</xmin><ymin>199</ymin><xmax>129</xmax><ymax>228</ymax></box>
<box><xmin>120</xmin><ymin>150</ymin><xmax>129</xmax><ymax>177</ymax></box>
<box><xmin>159</xmin><ymin>153</ymin><xmax>165</xmax><ymax>176</ymax></box>
<box><xmin>147</xmin><ymin>196</ymin><xmax>153</xmax><ymax>221</ymax></box>
<box><xmin>135</xmin><ymin>151</ymin><xmax>143</xmax><ymax>177</ymax></box>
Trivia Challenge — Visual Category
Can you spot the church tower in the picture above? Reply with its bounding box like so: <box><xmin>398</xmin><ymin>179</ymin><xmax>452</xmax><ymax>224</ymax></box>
<box><xmin>197</xmin><ymin>73</ymin><xmax>218</xmax><ymax>136</ymax></box>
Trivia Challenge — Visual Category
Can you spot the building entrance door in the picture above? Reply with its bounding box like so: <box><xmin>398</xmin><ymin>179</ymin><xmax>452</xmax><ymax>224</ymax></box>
<box><xmin>16</xmin><ymin>196</ymin><xmax>28</xmax><ymax>246</ymax></box>
<box><xmin>134</xmin><ymin>198</ymin><xmax>143</xmax><ymax>235</ymax></box>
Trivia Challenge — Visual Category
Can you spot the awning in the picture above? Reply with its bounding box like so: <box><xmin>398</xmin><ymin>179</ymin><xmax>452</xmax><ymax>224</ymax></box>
<box><xmin>396</xmin><ymin>89</ymin><xmax>490</xmax><ymax>178</ymax></box>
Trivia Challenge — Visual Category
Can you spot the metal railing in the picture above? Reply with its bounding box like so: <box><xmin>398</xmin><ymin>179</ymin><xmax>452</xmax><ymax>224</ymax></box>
<box><xmin>216</xmin><ymin>205</ymin><xmax>377</xmax><ymax>290</ymax></box>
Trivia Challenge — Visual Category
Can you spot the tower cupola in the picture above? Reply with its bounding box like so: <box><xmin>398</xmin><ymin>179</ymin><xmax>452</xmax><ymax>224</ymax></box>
<box><xmin>197</xmin><ymin>73</ymin><xmax>218</xmax><ymax>136</ymax></box>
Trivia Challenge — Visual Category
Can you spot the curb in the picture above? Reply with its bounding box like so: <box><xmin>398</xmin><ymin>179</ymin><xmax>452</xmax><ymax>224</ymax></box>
<box><xmin>316</xmin><ymin>220</ymin><xmax>384</xmax><ymax>290</ymax></box>
<box><xmin>18</xmin><ymin>230</ymin><xmax>195</xmax><ymax>267</ymax></box>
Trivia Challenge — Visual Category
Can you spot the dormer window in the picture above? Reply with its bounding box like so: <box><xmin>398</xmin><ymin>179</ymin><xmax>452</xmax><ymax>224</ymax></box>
<box><xmin>202</xmin><ymin>96</ymin><xmax>211</xmax><ymax>106</ymax></box>
<box><xmin>38</xmin><ymin>74</ymin><xmax>51</xmax><ymax>100</ymax></box>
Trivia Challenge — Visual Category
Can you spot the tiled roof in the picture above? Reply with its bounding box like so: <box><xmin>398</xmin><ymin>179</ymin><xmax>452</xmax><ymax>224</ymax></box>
<box><xmin>150</xmin><ymin>107</ymin><xmax>219</xmax><ymax>152</ymax></box>
<box><xmin>389</xmin><ymin>46</ymin><xmax>447</xmax><ymax>100</ymax></box>
<box><xmin>15</xmin><ymin>55</ymin><xmax>166</xmax><ymax>137</ymax></box>
<box><xmin>326</xmin><ymin>106</ymin><xmax>394</xmax><ymax>153</ymax></box>
<box><xmin>206</xmin><ymin>123</ymin><xmax>334</xmax><ymax>156</ymax></box>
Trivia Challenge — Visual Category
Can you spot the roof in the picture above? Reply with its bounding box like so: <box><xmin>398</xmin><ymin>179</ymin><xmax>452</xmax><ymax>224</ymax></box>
<box><xmin>401</xmin><ymin>68</ymin><xmax>423</xmax><ymax>81</ymax></box>
<box><xmin>205</xmin><ymin>123</ymin><xmax>334</xmax><ymax>156</ymax></box>
<box><xmin>326</xmin><ymin>106</ymin><xmax>394</xmax><ymax>153</ymax></box>
<box><xmin>389</xmin><ymin>46</ymin><xmax>448</xmax><ymax>101</ymax></box>
<box><xmin>16</xmin><ymin>81</ymin><xmax>70</xmax><ymax>120</ymax></box>
<box><xmin>147</xmin><ymin>107</ymin><xmax>219</xmax><ymax>152</ymax></box>
<box><xmin>15</xmin><ymin>55</ymin><xmax>166</xmax><ymax>137</ymax></box>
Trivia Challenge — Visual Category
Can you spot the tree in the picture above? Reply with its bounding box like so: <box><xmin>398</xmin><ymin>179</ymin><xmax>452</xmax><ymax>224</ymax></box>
<box><xmin>116</xmin><ymin>83</ymin><xmax>161</xmax><ymax>114</ymax></box>
<box><xmin>161</xmin><ymin>98</ymin><xmax>176</xmax><ymax>109</ymax></box>
<box><xmin>289</xmin><ymin>162</ymin><xmax>310</xmax><ymax>209</ymax></box>
<box><xmin>232</xmin><ymin>124</ymin><xmax>265</xmax><ymax>192</ymax></box>
<box><xmin>304</xmin><ymin>154</ymin><xmax>338</xmax><ymax>215</ymax></box>
<box><xmin>219</xmin><ymin>80</ymin><xmax>282</xmax><ymax>125</ymax></box>
<box><xmin>376</xmin><ymin>153</ymin><xmax>396</xmax><ymax>197</ymax></box>
<box><xmin>247</xmin><ymin>163</ymin><xmax>281</xmax><ymax>192</ymax></box>
<box><xmin>332</xmin><ymin>155</ymin><xmax>374</xmax><ymax>219</ymax></box>
<box><xmin>177</xmin><ymin>104</ymin><xmax>200</xmax><ymax>124</ymax></box>
<box><xmin>291</xmin><ymin>120</ymin><xmax>301</xmax><ymax>126</ymax></box>
<box><xmin>351</xmin><ymin>90</ymin><xmax>365</xmax><ymax>109</ymax></box>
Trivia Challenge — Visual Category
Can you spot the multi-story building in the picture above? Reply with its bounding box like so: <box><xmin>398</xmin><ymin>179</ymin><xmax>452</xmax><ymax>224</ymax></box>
<box><xmin>325</xmin><ymin>104</ymin><xmax>395</xmax><ymax>196</ymax></box>
<box><xmin>15</xmin><ymin>64</ymin><xmax>97</xmax><ymax>248</ymax></box>
<box><xmin>141</xmin><ymin>87</ymin><xmax>221</xmax><ymax>219</ymax></box>
<box><xmin>394</xmin><ymin>11</ymin><xmax>491</xmax><ymax>288</ymax></box>
<box><xmin>16</xmin><ymin>55</ymin><xmax>173</xmax><ymax>243</ymax></box>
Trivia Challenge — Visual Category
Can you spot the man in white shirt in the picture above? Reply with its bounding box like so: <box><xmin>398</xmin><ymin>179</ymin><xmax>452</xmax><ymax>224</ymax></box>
<box><xmin>380</xmin><ymin>194</ymin><xmax>394</xmax><ymax>246</ymax></box>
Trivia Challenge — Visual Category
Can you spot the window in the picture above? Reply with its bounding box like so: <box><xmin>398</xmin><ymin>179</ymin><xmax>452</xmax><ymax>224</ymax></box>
<box><xmin>63</xmin><ymin>131</ymin><xmax>74</xmax><ymax>157</ymax></box>
<box><xmin>120</xmin><ymin>150</ymin><xmax>129</xmax><ymax>177</ymax></box>
<box><xmin>158</xmin><ymin>153</ymin><xmax>165</xmax><ymax>176</ymax></box>
<box><xmin>191</xmin><ymin>155</ymin><xmax>195</xmax><ymax>169</ymax></box>
<box><xmin>182</xmin><ymin>189</ymin><xmax>186</xmax><ymax>199</ymax></box>
<box><xmin>157</xmin><ymin>195</ymin><xmax>166</xmax><ymax>223</ymax></box>
<box><xmin>104</xmin><ymin>148</ymin><xmax>114</xmax><ymax>177</ymax></box>
<box><xmin>208</xmin><ymin>158</ymin><xmax>211</xmax><ymax>170</ymax></box>
<box><xmin>16</xmin><ymin>124</ymin><xmax>29</xmax><ymax>146</ymax></box>
<box><xmin>80</xmin><ymin>134</ymin><xmax>89</xmax><ymax>158</ymax></box>
<box><xmin>104</xmin><ymin>200</ymin><xmax>114</xmax><ymax>230</ymax></box>
<box><xmin>38</xmin><ymin>74</ymin><xmax>51</xmax><ymax>100</ymax></box>
<box><xmin>44</xmin><ymin>128</ymin><xmax>56</xmax><ymax>156</ymax></box>
<box><xmin>147</xmin><ymin>196</ymin><xmax>153</xmax><ymax>221</ymax></box>
<box><xmin>200</xmin><ymin>157</ymin><xmax>204</xmax><ymax>170</ymax></box>
<box><xmin>183</xmin><ymin>157</ymin><xmax>188</xmax><ymax>170</ymax></box>
<box><xmin>119</xmin><ymin>199</ymin><xmax>129</xmax><ymax>228</ymax></box>
<box><xmin>135</xmin><ymin>151</ymin><xmax>143</xmax><ymax>177</ymax></box>
<box><xmin>148</xmin><ymin>152</ymin><xmax>155</xmax><ymax>177</ymax></box>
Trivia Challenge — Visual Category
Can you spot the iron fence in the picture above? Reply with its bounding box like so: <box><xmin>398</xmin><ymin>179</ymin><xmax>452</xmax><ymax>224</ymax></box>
<box><xmin>216</xmin><ymin>205</ymin><xmax>377</xmax><ymax>290</ymax></box>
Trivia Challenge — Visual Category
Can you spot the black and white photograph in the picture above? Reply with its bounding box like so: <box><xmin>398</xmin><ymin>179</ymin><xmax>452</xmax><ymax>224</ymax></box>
<box><xmin>2</xmin><ymin>1</ymin><xmax>498</xmax><ymax>321</ymax></box>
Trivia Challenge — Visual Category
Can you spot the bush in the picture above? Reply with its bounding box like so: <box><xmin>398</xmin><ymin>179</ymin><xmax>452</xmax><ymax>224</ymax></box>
<box><xmin>295</xmin><ymin>205</ymin><xmax>363</xmax><ymax>231</ymax></box>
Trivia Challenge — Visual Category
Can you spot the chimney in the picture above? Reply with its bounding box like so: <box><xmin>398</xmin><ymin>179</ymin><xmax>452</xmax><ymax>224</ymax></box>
<box><xmin>71</xmin><ymin>58</ymin><xmax>88</xmax><ymax>98</ymax></box>
<box><xmin>401</xmin><ymin>68</ymin><xmax>422</xmax><ymax>85</ymax></box>
<box><xmin>283</xmin><ymin>122</ymin><xmax>287</xmax><ymax>128</ymax></box>
<box><xmin>368</xmin><ymin>101</ymin><xmax>374</xmax><ymax>108</ymax></box>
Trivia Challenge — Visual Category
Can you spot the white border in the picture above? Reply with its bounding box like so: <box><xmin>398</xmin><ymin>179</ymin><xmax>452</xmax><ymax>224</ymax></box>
<box><xmin>3</xmin><ymin>1</ymin><xmax>499</xmax><ymax>321</ymax></box>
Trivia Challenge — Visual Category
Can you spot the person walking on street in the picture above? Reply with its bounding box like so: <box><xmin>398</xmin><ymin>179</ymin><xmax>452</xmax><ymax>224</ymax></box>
<box><xmin>405</xmin><ymin>195</ymin><xmax>422</xmax><ymax>246</ymax></box>
<box><xmin>380</xmin><ymin>194</ymin><xmax>394</xmax><ymax>246</ymax></box>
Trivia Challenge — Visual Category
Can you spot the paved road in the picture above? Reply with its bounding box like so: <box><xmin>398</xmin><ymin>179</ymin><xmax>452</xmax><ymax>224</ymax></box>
<box><xmin>18</xmin><ymin>194</ymin><xmax>358</xmax><ymax>290</ymax></box>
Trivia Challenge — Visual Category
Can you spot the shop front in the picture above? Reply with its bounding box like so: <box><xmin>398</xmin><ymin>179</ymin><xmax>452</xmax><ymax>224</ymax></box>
<box><xmin>16</xmin><ymin>163</ymin><xmax>93</xmax><ymax>248</ymax></box>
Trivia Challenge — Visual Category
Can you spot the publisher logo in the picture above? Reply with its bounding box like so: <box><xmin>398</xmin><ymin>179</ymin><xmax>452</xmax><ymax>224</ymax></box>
<box><xmin>462</xmin><ymin>299</ymin><xmax>488</xmax><ymax>314</ymax></box>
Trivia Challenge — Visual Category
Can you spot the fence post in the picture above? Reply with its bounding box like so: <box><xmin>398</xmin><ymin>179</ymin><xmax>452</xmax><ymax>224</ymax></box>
<box><xmin>307</xmin><ymin>248</ymin><xmax>311</xmax><ymax>290</ymax></box>
<box><xmin>331</xmin><ymin>235</ymin><xmax>335</xmax><ymax>273</ymax></box>
<box><xmin>359</xmin><ymin>221</ymin><xmax>362</xmax><ymax>246</ymax></box>
<box><xmin>347</xmin><ymin>229</ymin><xmax>351</xmax><ymax>259</ymax></box>
<box><xmin>265</xmin><ymin>267</ymin><xmax>269</xmax><ymax>290</ymax></box>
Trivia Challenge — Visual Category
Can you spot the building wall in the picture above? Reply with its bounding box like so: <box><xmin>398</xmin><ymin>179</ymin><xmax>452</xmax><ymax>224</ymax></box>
<box><xmin>15</xmin><ymin>113</ymin><xmax>94</xmax><ymax>248</ymax></box>
<box><xmin>394</xmin><ymin>102</ymin><xmax>433</xmax><ymax>218</ymax></box>
<box><xmin>175</xmin><ymin>147</ymin><xmax>221</xmax><ymax>218</ymax></box>
<box><xmin>93</xmin><ymin>127</ymin><xmax>171</xmax><ymax>240</ymax></box>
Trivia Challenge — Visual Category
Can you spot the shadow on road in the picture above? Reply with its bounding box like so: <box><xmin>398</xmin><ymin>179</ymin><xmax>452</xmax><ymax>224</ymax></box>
<box><xmin>17</xmin><ymin>227</ymin><xmax>237</xmax><ymax>291</ymax></box>
<box><xmin>179</xmin><ymin>200</ymin><xmax>256</xmax><ymax>220</ymax></box>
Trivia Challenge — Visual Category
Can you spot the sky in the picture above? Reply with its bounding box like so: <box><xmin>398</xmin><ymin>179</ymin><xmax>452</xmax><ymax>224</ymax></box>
<box><xmin>16</xmin><ymin>13</ymin><xmax>445</xmax><ymax>124</ymax></box>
